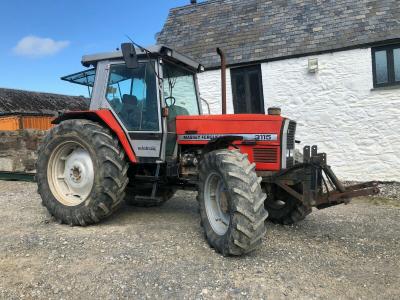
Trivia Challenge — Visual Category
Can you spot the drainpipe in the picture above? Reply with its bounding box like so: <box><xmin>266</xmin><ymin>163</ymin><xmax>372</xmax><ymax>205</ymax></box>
<box><xmin>217</xmin><ymin>48</ymin><xmax>227</xmax><ymax>115</ymax></box>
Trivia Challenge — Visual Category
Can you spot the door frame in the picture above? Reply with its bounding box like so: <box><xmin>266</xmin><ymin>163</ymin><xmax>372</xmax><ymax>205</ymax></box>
<box><xmin>93</xmin><ymin>59</ymin><xmax>165</xmax><ymax>163</ymax></box>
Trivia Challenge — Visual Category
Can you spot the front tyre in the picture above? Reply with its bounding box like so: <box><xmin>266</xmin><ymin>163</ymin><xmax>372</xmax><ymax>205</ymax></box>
<box><xmin>36</xmin><ymin>119</ymin><xmax>129</xmax><ymax>226</ymax></box>
<box><xmin>264</xmin><ymin>184</ymin><xmax>311</xmax><ymax>225</ymax></box>
<box><xmin>198</xmin><ymin>149</ymin><xmax>268</xmax><ymax>256</ymax></box>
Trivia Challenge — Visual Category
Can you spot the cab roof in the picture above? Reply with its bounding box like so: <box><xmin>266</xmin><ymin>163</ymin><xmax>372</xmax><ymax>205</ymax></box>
<box><xmin>81</xmin><ymin>44</ymin><xmax>204</xmax><ymax>72</ymax></box>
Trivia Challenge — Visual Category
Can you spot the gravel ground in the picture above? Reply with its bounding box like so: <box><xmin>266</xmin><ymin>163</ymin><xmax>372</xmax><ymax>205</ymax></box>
<box><xmin>0</xmin><ymin>181</ymin><xmax>399</xmax><ymax>299</ymax></box>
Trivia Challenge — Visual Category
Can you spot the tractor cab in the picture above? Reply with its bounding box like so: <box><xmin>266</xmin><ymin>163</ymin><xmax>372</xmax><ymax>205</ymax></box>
<box><xmin>62</xmin><ymin>45</ymin><xmax>204</xmax><ymax>162</ymax></box>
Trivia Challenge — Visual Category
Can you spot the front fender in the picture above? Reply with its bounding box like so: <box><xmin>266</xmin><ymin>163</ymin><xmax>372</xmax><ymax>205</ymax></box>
<box><xmin>202</xmin><ymin>135</ymin><xmax>243</xmax><ymax>154</ymax></box>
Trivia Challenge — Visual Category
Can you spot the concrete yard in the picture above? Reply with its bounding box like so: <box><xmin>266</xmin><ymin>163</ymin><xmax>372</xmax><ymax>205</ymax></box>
<box><xmin>0</xmin><ymin>181</ymin><xmax>399</xmax><ymax>299</ymax></box>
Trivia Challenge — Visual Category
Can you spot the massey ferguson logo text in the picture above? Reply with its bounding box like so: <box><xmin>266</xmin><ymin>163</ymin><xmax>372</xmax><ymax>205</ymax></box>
<box><xmin>179</xmin><ymin>134</ymin><xmax>278</xmax><ymax>141</ymax></box>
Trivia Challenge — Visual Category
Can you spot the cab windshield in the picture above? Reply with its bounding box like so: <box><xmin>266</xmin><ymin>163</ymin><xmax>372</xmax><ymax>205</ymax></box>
<box><xmin>163</xmin><ymin>62</ymin><xmax>199</xmax><ymax>116</ymax></box>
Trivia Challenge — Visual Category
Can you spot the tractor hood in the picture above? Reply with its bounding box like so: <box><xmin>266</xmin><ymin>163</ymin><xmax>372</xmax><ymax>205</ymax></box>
<box><xmin>176</xmin><ymin>114</ymin><xmax>285</xmax><ymax>145</ymax></box>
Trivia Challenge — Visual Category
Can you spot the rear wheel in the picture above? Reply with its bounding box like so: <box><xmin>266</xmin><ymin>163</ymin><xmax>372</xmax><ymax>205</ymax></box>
<box><xmin>198</xmin><ymin>149</ymin><xmax>268</xmax><ymax>256</ymax></box>
<box><xmin>36</xmin><ymin>119</ymin><xmax>129</xmax><ymax>226</ymax></box>
<box><xmin>264</xmin><ymin>185</ymin><xmax>311</xmax><ymax>225</ymax></box>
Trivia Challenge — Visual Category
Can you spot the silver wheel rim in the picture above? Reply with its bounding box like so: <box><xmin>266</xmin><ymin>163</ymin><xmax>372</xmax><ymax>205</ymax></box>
<box><xmin>47</xmin><ymin>141</ymin><xmax>94</xmax><ymax>206</ymax></box>
<box><xmin>204</xmin><ymin>172</ymin><xmax>230</xmax><ymax>235</ymax></box>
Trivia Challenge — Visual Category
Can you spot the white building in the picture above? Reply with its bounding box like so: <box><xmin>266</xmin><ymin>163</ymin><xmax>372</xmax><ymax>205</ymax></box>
<box><xmin>158</xmin><ymin>0</ymin><xmax>400</xmax><ymax>181</ymax></box>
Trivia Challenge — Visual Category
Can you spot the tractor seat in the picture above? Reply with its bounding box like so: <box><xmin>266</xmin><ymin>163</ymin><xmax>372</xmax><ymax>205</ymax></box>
<box><xmin>122</xmin><ymin>94</ymin><xmax>138</xmax><ymax>108</ymax></box>
<box><xmin>120</xmin><ymin>94</ymin><xmax>140</xmax><ymax>129</ymax></box>
<box><xmin>167</xmin><ymin>105</ymin><xmax>189</xmax><ymax>132</ymax></box>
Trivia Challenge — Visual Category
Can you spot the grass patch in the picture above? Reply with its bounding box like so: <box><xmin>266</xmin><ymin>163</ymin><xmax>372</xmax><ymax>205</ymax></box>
<box><xmin>353</xmin><ymin>196</ymin><xmax>400</xmax><ymax>207</ymax></box>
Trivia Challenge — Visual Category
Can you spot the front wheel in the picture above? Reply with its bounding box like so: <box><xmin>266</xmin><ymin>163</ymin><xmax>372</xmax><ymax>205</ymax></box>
<box><xmin>198</xmin><ymin>149</ymin><xmax>268</xmax><ymax>256</ymax></box>
<box><xmin>264</xmin><ymin>184</ymin><xmax>311</xmax><ymax>225</ymax></box>
<box><xmin>36</xmin><ymin>119</ymin><xmax>129</xmax><ymax>226</ymax></box>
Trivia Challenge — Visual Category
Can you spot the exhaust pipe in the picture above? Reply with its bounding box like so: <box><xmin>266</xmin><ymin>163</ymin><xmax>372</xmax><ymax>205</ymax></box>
<box><xmin>217</xmin><ymin>48</ymin><xmax>227</xmax><ymax>114</ymax></box>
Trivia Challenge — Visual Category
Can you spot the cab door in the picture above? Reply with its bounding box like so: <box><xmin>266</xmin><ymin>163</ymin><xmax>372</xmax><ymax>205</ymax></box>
<box><xmin>102</xmin><ymin>60</ymin><xmax>163</xmax><ymax>162</ymax></box>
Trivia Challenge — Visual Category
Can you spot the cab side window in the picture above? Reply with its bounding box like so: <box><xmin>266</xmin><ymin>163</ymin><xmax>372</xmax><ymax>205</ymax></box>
<box><xmin>106</xmin><ymin>62</ymin><xmax>159</xmax><ymax>131</ymax></box>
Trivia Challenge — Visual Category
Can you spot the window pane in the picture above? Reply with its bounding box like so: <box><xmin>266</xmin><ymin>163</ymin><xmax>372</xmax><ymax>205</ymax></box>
<box><xmin>375</xmin><ymin>50</ymin><xmax>388</xmax><ymax>84</ymax></box>
<box><xmin>62</xmin><ymin>68</ymin><xmax>96</xmax><ymax>87</ymax></box>
<box><xmin>249</xmin><ymin>71</ymin><xmax>263</xmax><ymax>113</ymax></box>
<box><xmin>106</xmin><ymin>62</ymin><xmax>159</xmax><ymax>131</ymax></box>
<box><xmin>394</xmin><ymin>48</ymin><xmax>400</xmax><ymax>82</ymax></box>
<box><xmin>163</xmin><ymin>63</ymin><xmax>199</xmax><ymax>116</ymax></box>
<box><xmin>232</xmin><ymin>73</ymin><xmax>247</xmax><ymax>113</ymax></box>
<box><xmin>231</xmin><ymin>66</ymin><xmax>264</xmax><ymax>114</ymax></box>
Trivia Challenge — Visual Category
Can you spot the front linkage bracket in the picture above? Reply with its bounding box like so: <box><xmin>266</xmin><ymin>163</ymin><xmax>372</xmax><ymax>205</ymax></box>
<box><xmin>263</xmin><ymin>145</ymin><xmax>380</xmax><ymax>210</ymax></box>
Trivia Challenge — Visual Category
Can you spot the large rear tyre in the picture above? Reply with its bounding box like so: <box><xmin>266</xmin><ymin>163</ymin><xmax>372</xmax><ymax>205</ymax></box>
<box><xmin>36</xmin><ymin>119</ymin><xmax>129</xmax><ymax>226</ymax></box>
<box><xmin>198</xmin><ymin>149</ymin><xmax>268</xmax><ymax>256</ymax></box>
<box><xmin>264</xmin><ymin>185</ymin><xmax>311</xmax><ymax>225</ymax></box>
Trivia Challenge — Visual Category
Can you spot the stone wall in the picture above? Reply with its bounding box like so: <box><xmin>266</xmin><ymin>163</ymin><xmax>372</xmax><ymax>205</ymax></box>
<box><xmin>197</xmin><ymin>48</ymin><xmax>400</xmax><ymax>181</ymax></box>
<box><xmin>0</xmin><ymin>130</ymin><xmax>46</xmax><ymax>173</ymax></box>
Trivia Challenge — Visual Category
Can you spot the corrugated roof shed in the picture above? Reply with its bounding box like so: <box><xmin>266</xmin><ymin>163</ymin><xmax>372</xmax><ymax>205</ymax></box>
<box><xmin>157</xmin><ymin>0</ymin><xmax>400</xmax><ymax>68</ymax></box>
<box><xmin>0</xmin><ymin>88</ymin><xmax>89</xmax><ymax>116</ymax></box>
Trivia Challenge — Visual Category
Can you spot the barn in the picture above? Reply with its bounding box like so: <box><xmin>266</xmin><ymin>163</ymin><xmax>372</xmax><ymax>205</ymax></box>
<box><xmin>157</xmin><ymin>0</ymin><xmax>400</xmax><ymax>181</ymax></box>
<box><xmin>0</xmin><ymin>88</ymin><xmax>88</xmax><ymax>177</ymax></box>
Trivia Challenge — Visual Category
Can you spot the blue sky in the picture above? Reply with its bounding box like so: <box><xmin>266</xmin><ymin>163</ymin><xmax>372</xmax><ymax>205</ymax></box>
<box><xmin>0</xmin><ymin>0</ymin><xmax>192</xmax><ymax>96</ymax></box>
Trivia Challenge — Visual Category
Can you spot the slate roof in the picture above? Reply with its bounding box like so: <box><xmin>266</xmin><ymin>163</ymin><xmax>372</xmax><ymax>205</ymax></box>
<box><xmin>157</xmin><ymin>0</ymin><xmax>400</xmax><ymax>68</ymax></box>
<box><xmin>0</xmin><ymin>88</ymin><xmax>89</xmax><ymax>116</ymax></box>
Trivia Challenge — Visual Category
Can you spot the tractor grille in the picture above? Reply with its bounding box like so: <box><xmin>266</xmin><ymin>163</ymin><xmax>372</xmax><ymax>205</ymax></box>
<box><xmin>287</xmin><ymin>121</ymin><xmax>297</xmax><ymax>150</ymax></box>
<box><xmin>253</xmin><ymin>148</ymin><xmax>278</xmax><ymax>163</ymax></box>
<box><xmin>286</xmin><ymin>120</ymin><xmax>297</xmax><ymax>168</ymax></box>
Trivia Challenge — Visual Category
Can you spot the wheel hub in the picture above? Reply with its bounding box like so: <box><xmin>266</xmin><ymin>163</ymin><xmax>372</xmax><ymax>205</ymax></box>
<box><xmin>204</xmin><ymin>172</ymin><xmax>230</xmax><ymax>236</ymax></box>
<box><xmin>70</xmin><ymin>166</ymin><xmax>82</xmax><ymax>183</ymax></box>
<box><xmin>218</xmin><ymin>189</ymin><xmax>229</xmax><ymax>213</ymax></box>
<box><xmin>48</xmin><ymin>142</ymin><xmax>94</xmax><ymax>206</ymax></box>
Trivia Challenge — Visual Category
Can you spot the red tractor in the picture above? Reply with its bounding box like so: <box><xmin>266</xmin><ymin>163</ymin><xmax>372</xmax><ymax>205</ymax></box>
<box><xmin>37</xmin><ymin>43</ymin><xmax>379</xmax><ymax>256</ymax></box>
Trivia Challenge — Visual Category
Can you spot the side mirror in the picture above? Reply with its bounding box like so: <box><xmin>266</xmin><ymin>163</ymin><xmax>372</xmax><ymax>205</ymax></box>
<box><xmin>121</xmin><ymin>43</ymin><xmax>138</xmax><ymax>69</ymax></box>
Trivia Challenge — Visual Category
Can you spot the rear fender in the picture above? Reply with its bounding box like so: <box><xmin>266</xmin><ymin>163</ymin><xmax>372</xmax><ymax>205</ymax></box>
<box><xmin>53</xmin><ymin>110</ymin><xmax>137</xmax><ymax>163</ymax></box>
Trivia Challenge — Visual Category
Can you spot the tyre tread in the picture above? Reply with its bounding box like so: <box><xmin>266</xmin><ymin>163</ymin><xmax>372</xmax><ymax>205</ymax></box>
<box><xmin>198</xmin><ymin>149</ymin><xmax>268</xmax><ymax>256</ymax></box>
<box><xmin>36</xmin><ymin>119</ymin><xmax>128</xmax><ymax>226</ymax></box>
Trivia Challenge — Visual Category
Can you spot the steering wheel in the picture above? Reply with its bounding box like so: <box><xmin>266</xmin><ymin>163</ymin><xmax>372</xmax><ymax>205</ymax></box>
<box><xmin>165</xmin><ymin>96</ymin><xmax>176</xmax><ymax>107</ymax></box>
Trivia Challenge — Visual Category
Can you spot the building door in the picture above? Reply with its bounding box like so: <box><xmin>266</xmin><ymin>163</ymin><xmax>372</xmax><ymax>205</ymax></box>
<box><xmin>231</xmin><ymin>65</ymin><xmax>265</xmax><ymax>114</ymax></box>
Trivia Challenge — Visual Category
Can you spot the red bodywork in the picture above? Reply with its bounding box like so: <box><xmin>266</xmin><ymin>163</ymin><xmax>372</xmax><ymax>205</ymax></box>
<box><xmin>176</xmin><ymin>114</ymin><xmax>285</xmax><ymax>171</ymax></box>
<box><xmin>55</xmin><ymin>110</ymin><xmax>285</xmax><ymax>171</ymax></box>
<box><xmin>53</xmin><ymin>110</ymin><xmax>137</xmax><ymax>162</ymax></box>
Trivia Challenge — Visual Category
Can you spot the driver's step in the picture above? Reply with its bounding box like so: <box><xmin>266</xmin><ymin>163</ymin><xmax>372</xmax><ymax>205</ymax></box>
<box><xmin>134</xmin><ymin>175</ymin><xmax>161</xmax><ymax>183</ymax></box>
<box><xmin>132</xmin><ymin>196</ymin><xmax>165</xmax><ymax>206</ymax></box>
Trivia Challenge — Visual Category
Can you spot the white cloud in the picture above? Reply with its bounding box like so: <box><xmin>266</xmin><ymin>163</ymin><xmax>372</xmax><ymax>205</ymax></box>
<box><xmin>13</xmin><ymin>35</ymin><xmax>70</xmax><ymax>57</ymax></box>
